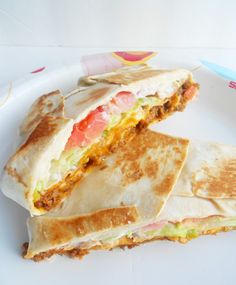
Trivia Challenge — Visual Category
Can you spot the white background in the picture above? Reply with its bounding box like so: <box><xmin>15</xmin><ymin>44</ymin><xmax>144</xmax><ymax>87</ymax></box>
<box><xmin>0</xmin><ymin>0</ymin><xmax>236</xmax><ymax>85</ymax></box>
<box><xmin>1</xmin><ymin>0</ymin><xmax>236</xmax><ymax>48</ymax></box>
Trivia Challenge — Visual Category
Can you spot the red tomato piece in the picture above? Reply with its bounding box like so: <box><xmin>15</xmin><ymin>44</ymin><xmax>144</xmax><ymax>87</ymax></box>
<box><xmin>111</xmin><ymin>91</ymin><xmax>136</xmax><ymax>113</ymax></box>
<box><xmin>66</xmin><ymin>126</ymin><xmax>88</xmax><ymax>149</ymax></box>
<box><xmin>66</xmin><ymin>106</ymin><xmax>108</xmax><ymax>149</ymax></box>
<box><xmin>183</xmin><ymin>85</ymin><xmax>198</xmax><ymax>101</ymax></box>
<box><xmin>65</xmin><ymin>91</ymin><xmax>136</xmax><ymax>150</ymax></box>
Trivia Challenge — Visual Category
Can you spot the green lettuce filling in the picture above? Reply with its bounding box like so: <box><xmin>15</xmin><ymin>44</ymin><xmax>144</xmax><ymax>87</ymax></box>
<box><xmin>33</xmin><ymin>181</ymin><xmax>44</xmax><ymax>201</ymax></box>
<box><xmin>138</xmin><ymin>217</ymin><xmax>236</xmax><ymax>240</ymax></box>
<box><xmin>138</xmin><ymin>96</ymin><xmax>161</xmax><ymax>107</ymax></box>
<box><xmin>156</xmin><ymin>224</ymin><xmax>199</xmax><ymax>239</ymax></box>
<box><xmin>99</xmin><ymin>217</ymin><xmax>236</xmax><ymax>245</ymax></box>
<box><xmin>106</xmin><ymin>114</ymin><xmax>122</xmax><ymax>130</ymax></box>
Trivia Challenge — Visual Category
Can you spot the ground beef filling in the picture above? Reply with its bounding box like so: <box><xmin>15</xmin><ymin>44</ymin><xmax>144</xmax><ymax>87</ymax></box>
<box><xmin>34</xmin><ymin>82</ymin><xmax>197</xmax><ymax>212</ymax></box>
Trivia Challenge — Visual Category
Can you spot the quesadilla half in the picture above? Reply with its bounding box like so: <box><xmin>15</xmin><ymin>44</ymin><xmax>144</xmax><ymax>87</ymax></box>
<box><xmin>23</xmin><ymin>129</ymin><xmax>190</xmax><ymax>260</ymax></box>
<box><xmin>23</xmin><ymin>130</ymin><xmax>236</xmax><ymax>261</ymax></box>
<box><xmin>1</xmin><ymin>65</ymin><xmax>198</xmax><ymax>215</ymax></box>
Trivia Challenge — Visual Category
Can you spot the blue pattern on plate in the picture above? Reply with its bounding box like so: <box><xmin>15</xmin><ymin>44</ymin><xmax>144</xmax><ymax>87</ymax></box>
<box><xmin>201</xmin><ymin>60</ymin><xmax>236</xmax><ymax>81</ymax></box>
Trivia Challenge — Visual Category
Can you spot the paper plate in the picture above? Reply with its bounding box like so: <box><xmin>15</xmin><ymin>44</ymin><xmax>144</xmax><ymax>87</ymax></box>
<box><xmin>0</xmin><ymin>51</ymin><xmax>236</xmax><ymax>285</ymax></box>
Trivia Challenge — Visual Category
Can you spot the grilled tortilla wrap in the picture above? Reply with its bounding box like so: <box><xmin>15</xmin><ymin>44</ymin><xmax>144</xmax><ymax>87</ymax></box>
<box><xmin>24</xmin><ymin>129</ymin><xmax>190</xmax><ymax>260</ymax></box>
<box><xmin>1</xmin><ymin>65</ymin><xmax>198</xmax><ymax>215</ymax></box>
<box><xmin>23</xmin><ymin>130</ymin><xmax>236</xmax><ymax>261</ymax></box>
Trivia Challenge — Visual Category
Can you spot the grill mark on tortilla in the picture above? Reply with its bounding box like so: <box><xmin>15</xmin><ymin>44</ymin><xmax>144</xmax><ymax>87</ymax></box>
<box><xmin>20</xmin><ymin>90</ymin><xmax>62</xmax><ymax>135</ymax></box>
<box><xmin>5</xmin><ymin>166</ymin><xmax>27</xmax><ymax>187</ymax></box>
<box><xmin>47</xmin><ymin>102</ymin><xmax>53</xmax><ymax>108</ymax></box>
<box><xmin>51</xmin><ymin>101</ymin><xmax>64</xmax><ymax>116</ymax></box>
<box><xmin>144</xmin><ymin>159</ymin><xmax>159</xmax><ymax>179</ymax></box>
<box><xmin>19</xmin><ymin>116</ymin><xmax>60</xmax><ymax>151</ymax></box>
<box><xmin>6</xmin><ymin>115</ymin><xmax>71</xmax><ymax>189</ymax></box>
<box><xmin>103</xmin><ymin>69</ymin><xmax>163</xmax><ymax>85</ymax></box>
<box><xmin>116</xmin><ymin>129</ymin><xmax>188</xmax><ymax>188</ymax></box>
<box><xmin>76</xmin><ymin>87</ymin><xmax>111</xmax><ymax>106</ymax></box>
<box><xmin>154</xmin><ymin>174</ymin><xmax>175</xmax><ymax>196</ymax></box>
<box><xmin>114</xmin><ymin>130</ymin><xmax>164</xmax><ymax>185</ymax></box>
<box><xmin>193</xmin><ymin>159</ymin><xmax>236</xmax><ymax>198</ymax></box>
<box><xmin>30</xmin><ymin>206</ymin><xmax>138</xmax><ymax>246</ymax></box>
<box><xmin>120</xmin><ymin>161</ymin><xmax>144</xmax><ymax>185</ymax></box>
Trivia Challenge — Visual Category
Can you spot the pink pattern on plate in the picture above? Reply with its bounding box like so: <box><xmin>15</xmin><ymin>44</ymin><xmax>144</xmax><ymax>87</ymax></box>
<box><xmin>31</xmin><ymin>67</ymin><xmax>46</xmax><ymax>74</ymax></box>
<box><xmin>81</xmin><ymin>53</ymin><xmax>123</xmax><ymax>76</ymax></box>
<box><xmin>229</xmin><ymin>81</ymin><xmax>236</xmax><ymax>90</ymax></box>
<box><xmin>112</xmin><ymin>51</ymin><xmax>156</xmax><ymax>64</ymax></box>
<box><xmin>81</xmin><ymin>51</ymin><xmax>157</xmax><ymax>76</ymax></box>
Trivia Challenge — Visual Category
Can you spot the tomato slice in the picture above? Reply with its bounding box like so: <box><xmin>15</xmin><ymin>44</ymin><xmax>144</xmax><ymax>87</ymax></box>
<box><xmin>66</xmin><ymin>106</ymin><xmax>108</xmax><ymax>149</ymax></box>
<box><xmin>111</xmin><ymin>91</ymin><xmax>136</xmax><ymax>113</ymax></box>
<box><xmin>183</xmin><ymin>85</ymin><xmax>198</xmax><ymax>101</ymax></box>
<box><xmin>65</xmin><ymin>91</ymin><xmax>136</xmax><ymax>150</ymax></box>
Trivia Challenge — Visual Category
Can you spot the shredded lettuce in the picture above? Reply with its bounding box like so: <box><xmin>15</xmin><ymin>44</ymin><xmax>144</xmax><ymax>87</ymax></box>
<box><xmin>140</xmin><ymin>217</ymin><xmax>236</xmax><ymax>239</ymax></box>
<box><xmin>126</xmin><ymin>230</ymin><xmax>133</xmax><ymax>239</ymax></box>
<box><xmin>33</xmin><ymin>191</ymin><xmax>40</xmax><ymax>201</ymax></box>
<box><xmin>107</xmin><ymin>114</ymin><xmax>121</xmax><ymax>130</ymax></box>
<box><xmin>35</xmin><ymin>180</ymin><xmax>44</xmax><ymax>192</ymax></box>
<box><xmin>142</xmin><ymin>223</ymin><xmax>198</xmax><ymax>239</ymax></box>
<box><xmin>33</xmin><ymin>181</ymin><xmax>44</xmax><ymax>201</ymax></box>
<box><xmin>102</xmin><ymin>236</ymin><xmax>118</xmax><ymax>243</ymax></box>
<box><xmin>102</xmin><ymin>129</ymin><xmax>109</xmax><ymax>138</ymax></box>
<box><xmin>138</xmin><ymin>97</ymin><xmax>162</xmax><ymax>107</ymax></box>
<box><xmin>82</xmin><ymin>217</ymin><xmax>236</xmax><ymax>248</ymax></box>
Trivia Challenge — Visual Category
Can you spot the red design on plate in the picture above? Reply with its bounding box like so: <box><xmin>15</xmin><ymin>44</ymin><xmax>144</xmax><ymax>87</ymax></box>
<box><xmin>112</xmin><ymin>51</ymin><xmax>157</xmax><ymax>65</ymax></box>
<box><xmin>31</xmin><ymin>67</ymin><xmax>46</xmax><ymax>74</ymax></box>
<box><xmin>229</xmin><ymin>81</ymin><xmax>236</xmax><ymax>90</ymax></box>
<box><xmin>113</xmin><ymin>51</ymin><xmax>153</xmax><ymax>62</ymax></box>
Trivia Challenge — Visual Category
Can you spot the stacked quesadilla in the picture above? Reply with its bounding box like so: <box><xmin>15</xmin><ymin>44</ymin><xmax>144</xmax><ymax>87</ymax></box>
<box><xmin>3</xmin><ymin>64</ymin><xmax>236</xmax><ymax>263</ymax></box>
<box><xmin>23</xmin><ymin>129</ymin><xmax>236</xmax><ymax>261</ymax></box>
<box><xmin>0</xmin><ymin>65</ymin><xmax>198</xmax><ymax>215</ymax></box>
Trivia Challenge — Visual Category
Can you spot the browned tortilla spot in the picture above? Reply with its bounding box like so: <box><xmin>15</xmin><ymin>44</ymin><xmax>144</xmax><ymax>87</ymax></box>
<box><xmin>103</xmin><ymin>69</ymin><xmax>163</xmax><ymax>85</ymax></box>
<box><xmin>193</xmin><ymin>159</ymin><xmax>236</xmax><ymax>198</ymax></box>
<box><xmin>20</xmin><ymin>90</ymin><xmax>62</xmax><ymax>135</ymax></box>
<box><xmin>76</xmin><ymin>87</ymin><xmax>111</xmax><ymax>106</ymax></box>
<box><xmin>19</xmin><ymin>116</ymin><xmax>60</xmax><ymax>151</ymax></box>
<box><xmin>34</xmin><ymin>206</ymin><xmax>138</xmax><ymax>246</ymax></box>
<box><xmin>144</xmin><ymin>159</ymin><xmax>159</xmax><ymax>179</ymax></box>
<box><xmin>120</xmin><ymin>161</ymin><xmax>144</xmax><ymax>186</ymax></box>
<box><xmin>154</xmin><ymin>174</ymin><xmax>175</xmax><ymax>197</ymax></box>
<box><xmin>5</xmin><ymin>167</ymin><xmax>27</xmax><ymax>187</ymax></box>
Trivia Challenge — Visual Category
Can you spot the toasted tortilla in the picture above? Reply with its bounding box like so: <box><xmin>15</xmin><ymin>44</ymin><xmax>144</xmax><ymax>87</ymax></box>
<box><xmin>20</xmin><ymin>90</ymin><xmax>65</xmax><ymax>139</ymax></box>
<box><xmin>25</xmin><ymin>129</ymin><xmax>189</xmax><ymax>258</ymax></box>
<box><xmin>2</xmin><ymin>116</ymin><xmax>73</xmax><ymax>211</ymax></box>
<box><xmin>24</xmin><ymin>133</ymin><xmax>236</xmax><ymax>261</ymax></box>
<box><xmin>1</xmin><ymin>65</ymin><xmax>195</xmax><ymax>215</ymax></box>
<box><xmin>173</xmin><ymin>140</ymin><xmax>236</xmax><ymax>198</ymax></box>
<box><xmin>50</xmin><ymin>129</ymin><xmax>189</xmax><ymax>218</ymax></box>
